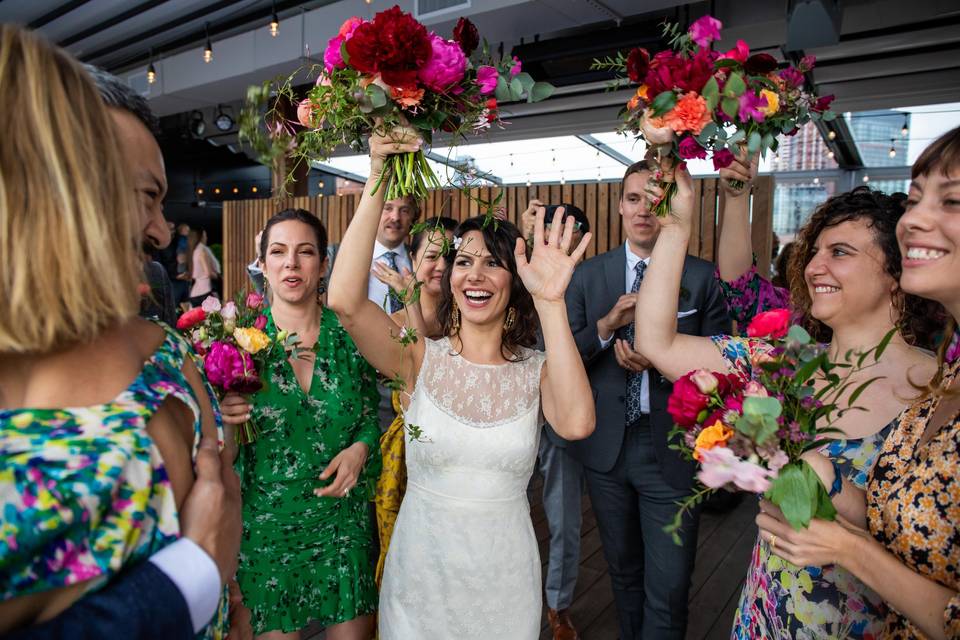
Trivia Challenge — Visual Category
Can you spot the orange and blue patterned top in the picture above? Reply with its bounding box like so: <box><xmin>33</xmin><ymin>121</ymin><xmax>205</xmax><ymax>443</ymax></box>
<box><xmin>0</xmin><ymin>322</ymin><xmax>226</xmax><ymax>637</ymax></box>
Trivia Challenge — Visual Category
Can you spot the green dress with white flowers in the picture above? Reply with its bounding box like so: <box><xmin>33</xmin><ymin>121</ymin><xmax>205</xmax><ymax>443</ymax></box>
<box><xmin>236</xmin><ymin>307</ymin><xmax>381</xmax><ymax>634</ymax></box>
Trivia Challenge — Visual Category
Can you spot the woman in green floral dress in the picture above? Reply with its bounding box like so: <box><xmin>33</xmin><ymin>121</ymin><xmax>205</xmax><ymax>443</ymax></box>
<box><xmin>221</xmin><ymin>209</ymin><xmax>381</xmax><ymax>640</ymax></box>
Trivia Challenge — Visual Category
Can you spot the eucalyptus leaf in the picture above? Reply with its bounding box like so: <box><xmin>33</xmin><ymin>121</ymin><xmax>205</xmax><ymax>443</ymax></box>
<box><xmin>765</xmin><ymin>462</ymin><xmax>816</xmax><ymax>530</ymax></box>
<box><xmin>721</xmin><ymin>96</ymin><xmax>739</xmax><ymax>120</ymax></box>
<box><xmin>747</xmin><ymin>130</ymin><xmax>762</xmax><ymax>153</ymax></box>
<box><xmin>725</xmin><ymin>72</ymin><xmax>746</xmax><ymax>97</ymax></box>
<box><xmin>495</xmin><ymin>76</ymin><xmax>511</xmax><ymax>102</ymax></box>
<box><xmin>787</xmin><ymin>325</ymin><xmax>812</xmax><ymax>345</ymax></box>
<box><xmin>509</xmin><ymin>76</ymin><xmax>523</xmax><ymax>101</ymax></box>
<box><xmin>702</xmin><ymin>76</ymin><xmax>720</xmax><ymax>101</ymax></box>
<box><xmin>726</xmin><ymin>128</ymin><xmax>746</xmax><ymax>146</ymax></box>
<box><xmin>530</xmin><ymin>81</ymin><xmax>555</xmax><ymax>102</ymax></box>
<box><xmin>514</xmin><ymin>72</ymin><xmax>535</xmax><ymax>91</ymax></box>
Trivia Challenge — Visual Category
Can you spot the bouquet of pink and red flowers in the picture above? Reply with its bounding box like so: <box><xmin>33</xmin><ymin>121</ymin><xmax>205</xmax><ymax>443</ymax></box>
<box><xmin>177</xmin><ymin>292</ymin><xmax>301</xmax><ymax>444</ymax></box>
<box><xmin>240</xmin><ymin>5</ymin><xmax>553</xmax><ymax>201</ymax></box>
<box><xmin>593</xmin><ymin>16</ymin><xmax>835</xmax><ymax>216</ymax></box>
<box><xmin>664</xmin><ymin>309</ymin><xmax>891</xmax><ymax>543</ymax></box>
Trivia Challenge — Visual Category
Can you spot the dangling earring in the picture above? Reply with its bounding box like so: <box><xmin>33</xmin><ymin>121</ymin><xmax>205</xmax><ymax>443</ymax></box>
<box><xmin>451</xmin><ymin>300</ymin><xmax>461</xmax><ymax>333</ymax></box>
<box><xmin>316</xmin><ymin>277</ymin><xmax>327</xmax><ymax>304</ymax></box>
<box><xmin>504</xmin><ymin>306</ymin><xmax>517</xmax><ymax>330</ymax></box>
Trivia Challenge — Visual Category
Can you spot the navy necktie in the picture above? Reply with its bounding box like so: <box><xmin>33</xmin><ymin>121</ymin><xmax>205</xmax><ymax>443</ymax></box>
<box><xmin>383</xmin><ymin>251</ymin><xmax>404</xmax><ymax>313</ymax></box>
<box><xmin>624</xmin><ymin>260</ymin><xmax>647</xmax><ymax>424</ymax></box>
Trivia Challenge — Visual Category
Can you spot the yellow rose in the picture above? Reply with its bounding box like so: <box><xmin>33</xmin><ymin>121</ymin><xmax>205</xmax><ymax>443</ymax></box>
<box><xmin>234</xmin><ymin>327</ymin><xmax>271</xmax><ymax>354</ymax></box>
<box><xmin>760</xmin><ymin>89</ymin><xmax>780</xmax><ymax>116</ymax></box>
<box><xmin>693</xmin><ymin>420</ymin><xmax>734</xmax><ymax>461</ymax></box>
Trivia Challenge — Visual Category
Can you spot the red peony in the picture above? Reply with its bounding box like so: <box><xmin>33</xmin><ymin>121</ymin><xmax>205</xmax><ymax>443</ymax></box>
<box><xmin>746</xmin><ymin>308</ymin><xmax>791</xmax><ymax>339</ymax></box>
<box><xmin>812</xmin><ymin>94</ymin><xmax>835</xmax><ymax>113</ymax></box>
<box><xmin>626</xmin><ymin>47</ymin><xmax>650</xmax><ymax>83</ymax></box>
<box><xmin>667</xmin><ymin>372</ymin><xmax>711</xmax><ymax>427</ymax></box>
<box><xmin>452</xmin><ymin>17</ymin><xmax>479</xmax><ymax>56</ymax></box>
<box><xmin>744</xmin><ymin>53</ymin><xmax>778</xmax><ymax>75</ymax></box>
<box><xmin>712</xmin><ymin>148</ymin><xmax>735</xmax><ymax>170</ymax></box>
<box><xmin>176</xmin><ymin>307</ymin><xmax>206</xmax><ymax>330</ymax></box>
<box><xmin>644</xmin><ymin>49</ymin><xmax>715</xmax><ymax>98</ymax></box>
<box><xmin>344</xmin><ymin>5</ymin><xmax>432</xmax><ymax>89</ymax></box>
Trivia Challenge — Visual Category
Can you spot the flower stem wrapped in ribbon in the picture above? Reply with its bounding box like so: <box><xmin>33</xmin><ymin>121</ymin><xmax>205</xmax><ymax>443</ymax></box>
<box><xmin>240</xmin><ymin>6</ymin><xmax>555</xmax><ymax>203</ymax></box>
<box><xmin>593</xmin><ymin>15</ymin><xmax>835</xmax><ymax>216</ymax></box>
<box><xmin>662</xmin><ymin>310</ymin><xmax>895</xmax><ymax>544</ymax></box>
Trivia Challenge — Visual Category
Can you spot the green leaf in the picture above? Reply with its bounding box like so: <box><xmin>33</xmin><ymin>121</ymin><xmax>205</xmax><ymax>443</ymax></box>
<box><xmin>743</xmin><ymin>395</ymin><xmax>782</xmax><ymax>418</ymax></box>
<box><xmin>720</xmin><ymin>98</ymin><xmax>740</xmax><ymax>120</ymax></box>
<box><xmin>702</xmin><ymin>76</ymin><xmax>720</xmax><ymax>101</ymax></box>
<box><xmin>787</xmin><ymin>325</ymin><xmax>812</xmax><ymax>345</ymax></box>
<box><xmin>793</xmin><ymin>356</ymin><xmax>822</xmax><ymax>386</ymax></box>
<box><xmin>724</xmin><ymin>72</ymin><xmax>746</xmax><ymax>97</ymax></box>
<box><xmin>822</xmin><ymin>111</ymin><xmax>837</xmax><ymax>121</ymax></box>
<box><xmin>494</xmin><ymin>75</ymin><xmax>511</xmax><ymax>103</ymax></box>
<box><xmin>848</xmin><ymin>376</ymin><xmax>885</xmax><ymax>405</ymax></box>
<box><xmin>715</xmin><ymin>58</ymin><xmax>741</xmax><ymax>69</ymax></box>
<box><xmin>529</xmin><ymin>81</ymin><xmax>555</xmax><ymax>103</ymax></box>
<box><xmin>726</xmin><ymin>129</ymin><xmax>746</xmax><ymax>146</ymax></box>
<box><xmin>514</xmin><ymin>72</ymin><xmax>535</xmax><ymax>91</ymax></box>
<box><xmin>366</xmin><ymin>83</ymin><xmax>388</xmax><ymax>109</ymax></box>
<box><xmin>747</xmin><ymin>130</ymin><xmax>762</xmax><ymax>154</ymax></box>
<box><xmin>765</xmin><ymin>462</ymin><xmax>816</xmax><ymax>530</ymax></box>
<box><xmin>873</xmin><ymin>327</ymin><xmax>897</xmax><ymax>360</ymax></box>
<box><xmin>651</xmin><ymin>90</ymin><xmax>678</xmax><ymax>116</ymax></box>
<box><xmin>509</xmin><ymin>76</ymin><xmax>523</xmax><ymax>101</ymax></box>
<box><xmin>340</xmin><ymin>39</ymin><xmax>350</xmax><ymax>65</ymax></box>
<box><xmin>762</xmin><ymin>132</ymin><xmax>775</xmax><ymax>153</ymax></box>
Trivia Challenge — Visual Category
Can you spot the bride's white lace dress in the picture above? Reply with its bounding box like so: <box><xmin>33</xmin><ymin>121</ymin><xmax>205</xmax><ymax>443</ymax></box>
<box><xmin>378</xmin><ymin>336</ymin><xmax>546</xmax><ymax>639</ymax></box>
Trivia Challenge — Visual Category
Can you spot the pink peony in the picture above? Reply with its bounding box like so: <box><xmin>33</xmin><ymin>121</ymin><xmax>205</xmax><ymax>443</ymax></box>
<box><xmin>221</xmin><ymin>301</ymin><xmax>238</xmax><ymax>320</ymax></box>
<box><xmin>204</xmin><ymin>341</ymin><xmax>259</xmax><ymax>392</ymax></box>
<box><xmin>476</xmin><ymin>66</ymin><xmax>498</xmax><ymax>94</ymax></box>
<box><xmin>688</xmin><ymin>15</ymin><xmax>722</xmax><ymax>48</ymax></box>
<box><xmin>509</xmin><ymin>56</ymin><xmax>522</xmax><ymax>77</ymax></box>
<box><xmin>246</xmin><ymin>291</ymin><xmax>264</xmax><ymax>309</ymax></box>
<box><xmin>323</xmin><ymin>17</ymin><xmax>363</xmax><ymax>72</ymax></box>
<box><xmin>678</xmin><ymin>136</ymin><xmax>708</xmax><ymax>160</ymax></box>
<box><xmin>747</xmin><ymin>308</ymin><xmax>791</xmax><ymax>339</ymax></box>
<box><xmin>201</xmin><ymin>296</ymin><xmax>221</xmax><ymax>314</ymax></box>
<box><xmin>718</xmin><ymin>39</ymin><xmax>749</xmax><ymax>64</ymax></box>
<box><xmin>418</xmin><ymin>33</ymin><xmax>467</xmax><ymax>91</ymax></box>
<box><xmin>697</xmin><ymin>446</ymin><xmax>774</xmax><ymax>493</ymax></box>
<box><xmin>712</xmin><ymin>148</ymin><xmax>735</xmax><ymax>170</ymax></box>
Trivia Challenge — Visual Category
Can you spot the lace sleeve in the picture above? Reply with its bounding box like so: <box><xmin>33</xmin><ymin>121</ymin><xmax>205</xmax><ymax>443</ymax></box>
<box><xmin>714</xmin><ymin>257</ymin><xmax>790</xmax><ymax>331</ymax></box>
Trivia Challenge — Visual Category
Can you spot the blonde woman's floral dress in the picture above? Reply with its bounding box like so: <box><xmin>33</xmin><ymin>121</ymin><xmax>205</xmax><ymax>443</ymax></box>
<box><xmin>0</xmin><ymin>323</ymin><xmax>227</xmax><ymax>638</ymax></box>
<box><xmin>711</xmin><ymin>336</ymin><xmax>890</xmax><ymax>639</ymax></box>
<box><xmin>236</xmin><ymin>307</ymin><xmax>381</xmax><ymax>634</ymax></box>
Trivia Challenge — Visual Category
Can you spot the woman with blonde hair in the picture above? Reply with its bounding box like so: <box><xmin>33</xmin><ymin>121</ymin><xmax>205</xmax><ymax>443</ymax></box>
<box><xmin>0</xmin><ymin>25</ymin><xmax>227</xmax><ymax>637</ymax></box>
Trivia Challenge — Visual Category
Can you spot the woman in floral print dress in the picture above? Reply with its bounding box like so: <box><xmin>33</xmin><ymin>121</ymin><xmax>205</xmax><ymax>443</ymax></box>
<box><xmin>757</xmin><ymin>127</ymin><xmax>960</xmax><ymax>639</ymax></box>
<box><xmin>221</xmin><ymin>209</ymin><xmax>381</xmax><ymax>640</ymax></box>
<box><xmin>631</xmin><ymin>163</ymin><xmax>940</xmax><ymax>639</ymax></box>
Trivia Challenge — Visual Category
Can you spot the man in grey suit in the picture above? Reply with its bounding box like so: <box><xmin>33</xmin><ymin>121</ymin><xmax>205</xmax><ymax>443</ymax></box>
<box><xmin>564</xmin><ymin>160</ymin><xmax>730</xmax><ymax>639</ymax></box>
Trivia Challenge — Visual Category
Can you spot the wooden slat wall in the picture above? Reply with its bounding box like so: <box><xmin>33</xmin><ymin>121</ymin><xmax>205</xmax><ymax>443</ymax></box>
<box><xmin>223</xmin><ymin>177</ymin><xmax>773</xmax><ymax>298</ymax></box>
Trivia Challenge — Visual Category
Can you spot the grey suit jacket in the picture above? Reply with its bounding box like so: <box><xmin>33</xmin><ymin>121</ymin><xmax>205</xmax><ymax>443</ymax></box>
<box><xmin>563</xmin><ymin>247</ymin><xmax>731</xmax><ymax>490</ymax></box>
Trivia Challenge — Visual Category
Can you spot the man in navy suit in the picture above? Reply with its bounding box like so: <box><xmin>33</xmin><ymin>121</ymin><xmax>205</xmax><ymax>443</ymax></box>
<box><xmin>564</xmin><ymin>160</ymin><xmax>730</xmax><ymax>639</ymax></box>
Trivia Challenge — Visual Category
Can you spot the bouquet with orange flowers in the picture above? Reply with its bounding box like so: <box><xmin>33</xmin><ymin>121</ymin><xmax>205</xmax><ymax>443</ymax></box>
<box><xmin>594</xmin><ymin>16</ymin><xmax>835</xmax><ymax>216</ymax></box>
<box><xmin>240</xmin><ymin>5</ymin><xmax>554</xmax><ymax>202</ymax></box>
<box><xmin>663</xmin><ymin>310</ymin><xmax>891</xmax><ymax>543</ymax></box>
<box><xmin>177</xmin><ymin>292</ymin><xmax>301</xmax><ymax>444</ymax></box>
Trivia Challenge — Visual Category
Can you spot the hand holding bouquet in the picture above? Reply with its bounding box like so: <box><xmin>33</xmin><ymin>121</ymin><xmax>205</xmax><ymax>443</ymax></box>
<box><xmin>177</xmin><ymin>293</ymin><xmax>302</xmax><ymax>444</ymax></box>
<box><xmin>594</xmin><ymin>15</ymin><xmax>835</xmax><ymax>216</ymax></box>
<box><xmin>240</xmin><ymin>5</ymin><xmax>554</xmax><ymax>202</ymax></box>
<box><xmin>664</xmin><ymin>309</ymin><xmax>893</xmax><ymax>544</ymax></box>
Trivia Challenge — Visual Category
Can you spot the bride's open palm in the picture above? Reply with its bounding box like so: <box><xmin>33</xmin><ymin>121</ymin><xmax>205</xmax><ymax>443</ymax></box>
<box><xmin>515</xmin><ymin>206</ymin><xmax>592</xmax><ymax>303</ymax></box>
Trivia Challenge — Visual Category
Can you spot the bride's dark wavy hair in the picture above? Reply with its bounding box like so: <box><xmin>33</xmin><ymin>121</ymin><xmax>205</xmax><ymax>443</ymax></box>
<box><xmin>437</xmin><ymin>216</ymin><xmax>538</xmax><ymax>359</ymax></box>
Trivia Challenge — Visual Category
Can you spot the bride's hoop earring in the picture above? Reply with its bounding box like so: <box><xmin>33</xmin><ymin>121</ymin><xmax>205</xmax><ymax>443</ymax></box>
<box><xmin>451</xmin><ymin>301</ymin><xmax>461</xmax><ymax>333</ymax></box>
<box><xmin>504</xmin><ymin>306</ymin><xmax>517</xmax><ymax>331</ymax></box>
<box><xmin>317</xmin><ymin>277</ymin><xmax>327</xmax><ymax>304</ymax></box>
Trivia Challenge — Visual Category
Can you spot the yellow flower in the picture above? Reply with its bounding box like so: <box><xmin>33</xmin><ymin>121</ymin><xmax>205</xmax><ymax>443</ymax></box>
<box><xmin>693</xmin><ymin>420</ymin><xmax>734</xmax><ymax>461</ymax></box>
<box><xmin>234</xmin><ymin>327</ymin><xmax>271</xmax><ymax>354</ymax></box>
<box><xmin>760</xmin><ymin>89</ymin><xmax>780</xmax><ymax>116</ymax></box>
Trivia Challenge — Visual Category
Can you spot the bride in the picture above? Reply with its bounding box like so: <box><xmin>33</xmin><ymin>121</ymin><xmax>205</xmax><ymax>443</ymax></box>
<box><xmin>327</xmin><ymin>127</ymin><xmax>596</xmax><ymax>639</ymax></box>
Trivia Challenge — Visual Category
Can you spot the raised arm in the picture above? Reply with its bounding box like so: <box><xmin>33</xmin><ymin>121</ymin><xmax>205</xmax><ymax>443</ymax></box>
<box><xmin>716</xmin><ymin>150</ymin><xmax>758</xmax><ymax>281</ymax></box>
<box><xmin>517</xmin><ymin>207</ymin><xmax>595</xmax><ymax>440</ymax></box>
<box><xmin>326</xmin><ymin>128</ymin><xmax>424</xmax><ymax>384</ymax></box>
<box><xmin>633</xmin><ymin>166</ymin><xmax>728</xmax><ymax>381</ymax></box>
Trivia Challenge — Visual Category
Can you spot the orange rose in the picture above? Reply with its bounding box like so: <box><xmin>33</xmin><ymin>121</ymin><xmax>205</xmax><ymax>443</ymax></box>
<box><xmin>693</xmin><ymin>420</ymin><xmax>734</xmax><ymax>461</ymax></box>
<box><xmin>626</xmin><ymin>85</ymin><xmax>651</xmax><ymax>111</ymax></box>
<box><xmin>653</xmin><ymin>92</ymin><xmax>712</xmax><ymax>135</ymax></box>
<box><xmin>391</xmin><ymin>85</ymin><xmax>425</xmax><ymax>108</ymax></box>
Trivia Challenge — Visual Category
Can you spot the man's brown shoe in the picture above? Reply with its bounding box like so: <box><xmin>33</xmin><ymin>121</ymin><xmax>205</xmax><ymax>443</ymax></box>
<box><xmin>547</xmin><ymin>608</ymin><xmax>579</xmax><ymax>640</ymax></box>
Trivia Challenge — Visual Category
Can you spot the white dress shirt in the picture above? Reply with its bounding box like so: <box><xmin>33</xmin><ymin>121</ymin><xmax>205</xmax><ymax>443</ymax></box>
<box><xmin>149</xmin><ymin>537</ymin><xmax>221</xmax><ymax>633</ymax></box>
<box><xmin>598</xmin><ymin>243</ymin><xmax>651</xmax><ymax>414</ymax></box>
<box><xmin>368</xmin><ymin>240</ymin><xmax>412</xmax><ymax>311</ymax></box>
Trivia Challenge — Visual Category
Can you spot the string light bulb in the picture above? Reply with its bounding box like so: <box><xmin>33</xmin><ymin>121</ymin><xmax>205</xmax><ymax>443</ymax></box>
<box><xmin>827</xmin><ymin>150</ymin><xmax>835</xmax><ymax>159</ymax></box>
<box><xmin>901</xmin><ymin>114</ymin><xmax>909</xmax><ymax>137</ymax></box>
<box><xmin>232</xmin><ymin>187</ymin><xmax>239</xmax><ymax>194</ymax></box>
<box><xmin>813</xmin><ymin>177</ymin><xmax>820</xmax><ymax>185</ymax></box>
<box><xmin>269</xmin><ymin>3</ymin><xmax>279</xmax><ymax>37</ymax></box>
<box><xmin>827</xmin><ymin>130</ymin><xmax>836</xmax><ymax>140</ymax></box>
<box><xmin>888</xmin><ymin>138</ymin><xmax>897</xmax><ymax>158</ymax></box>
<box><xmin>147</xmin><ymin>61</ymin><xmax>156</xmax><ymax>84</ymax></box>
<box><xmin>251</xmin><ymin>186</ymin><xmax>258</xmax><ymax>193</ymax></box>
<box><xmin>203</xmin><ymin>23</ymin><xmax>213</xmax><ymax>63</ymax></box>
<box><xmin>196</xmin><ymin>187</ymin><xmax>204</xmax><ymax>195</ymax></box>
<box><xmin>213</xmin><ymin>187</ymin><xmax>221</xmax><ymax>195</ymax></box>
<box><xmin>862</xmin><ymin>175</ymin><xmax>870</xmax><ymax>183</ymax></box>
<box><xmin>560</xmin><ymin>172</ymin><xmax>565</xmax><ymax>185</ymax></box>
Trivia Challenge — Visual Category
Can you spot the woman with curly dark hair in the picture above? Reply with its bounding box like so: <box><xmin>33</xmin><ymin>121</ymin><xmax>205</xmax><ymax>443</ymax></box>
<box><xmin>327</xmin><ymin>126</ymin><xmax>595</xmax><ymax>639</ymax></box>
<box><xmin>633</xmin><ymin>165</ymin><xmax>939</xmax><ymax>639</ymax></box>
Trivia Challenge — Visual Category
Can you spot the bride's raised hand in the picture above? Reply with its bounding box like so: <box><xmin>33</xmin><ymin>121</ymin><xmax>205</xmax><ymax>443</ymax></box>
<box><xmin>368</xmin><ymin>123</ymin><xmax>422</xmax><ymax>177</ymax></box>
<box><xmin>515</xmin><ymin>206</ymin><xmax>591</xmax><ymax>303</ymax></box>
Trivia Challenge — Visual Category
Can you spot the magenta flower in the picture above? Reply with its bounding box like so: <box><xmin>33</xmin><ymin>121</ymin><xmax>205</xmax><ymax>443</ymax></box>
<box><xmin>688</xmin><ymin>15</ymin><xmax>722</xmax><ymax>48</ymax></box>
<box><xmin>712</xmin><ymin>148</ymin><xmax>735</xmax><ymax>170</ymax></box>
<box><xmin>246</xmin><ymin>291</ymin><xmax>264</xmax><ymax>309</ymax></box>
<box><xmin>678</xmin><ymin>136</ymin><xmax>707</xmax><ymax>160</ymax></box>
<box><xmin>204</xmin><ymin>341</ymin><xmax>257</xmax><ymax>391</ymax></box>
<box><xmin>323</xmin><ymin>17</ymin><xmax>363</xmax><ymax>72</ymax></box>
<box><xmin>253</xmin><ymin>315</ymin><xmax>268</xmax><ymax>330</ymax></box>
<box><xmin>779</xmin><ymin>67</ymin><xmax>804</xmax><ymax>89</ymax></box>
<box><xmin>800</xmin><ymin>54</ymin><xmax>817</xmax><ymax>71</ymax></box>
<box><xmin>418</xmin><ymin>33</ymin><xmax>467</xmax><ymax>91</ymax></box>
<box><xmin>718</xmin><ymin>39</ymin><xmax>749</xmax><ymax>64</ymax></box>
<box><xmin>476</xmin><ymin>66</ymin><xmax>498</xmax><ymax>94</ymax></box>
<box><xmin>738</xmin><ymin>91</ymin><xmax>768</xmax><ymax>123</ymax></box>
<box><xmin>509</xmin><ymin>56</ymin><xmax>522</xmax><ymax>77</ymax></box>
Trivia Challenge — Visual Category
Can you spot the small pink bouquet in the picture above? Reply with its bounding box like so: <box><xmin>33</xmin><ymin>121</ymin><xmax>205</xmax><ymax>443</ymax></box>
<box><xmin>240</xmin><ymin>5</ymin><xmax>554</xmax><ymax>201</ymax></box>
<box><xmin>594</xmin><ymin>15</ymin><xmax>835</xmax><ymax>216</ymax></box>
<box><xmin>664</xmin><ymin>310</ymin><xmax>891</xmax><ymax>543</ymax></box>
<box><xmin>177</xmin><ymin>292</ymin><xmax>301</xmax><ymax>444</ymax></box>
